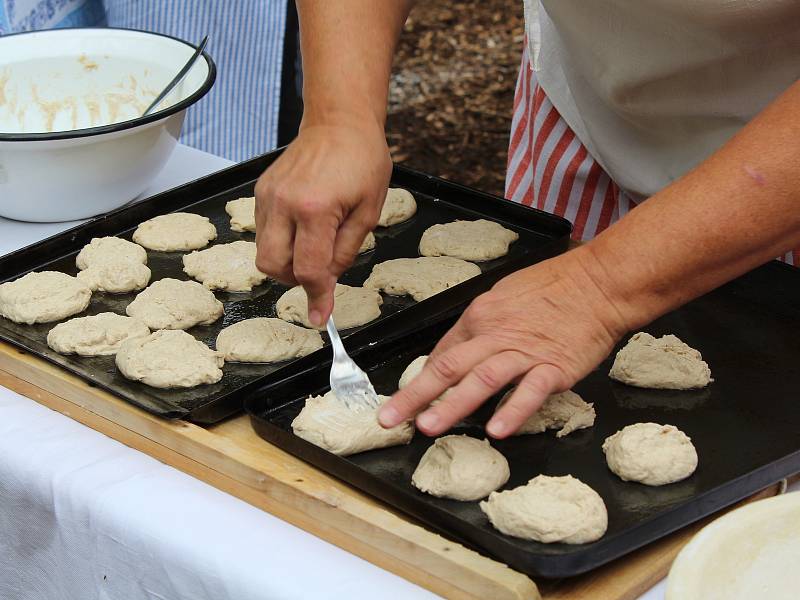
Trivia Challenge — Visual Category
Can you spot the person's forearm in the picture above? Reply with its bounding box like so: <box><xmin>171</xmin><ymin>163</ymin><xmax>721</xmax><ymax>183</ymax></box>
<box><xmin>297</xmin><ymin>0</ymin><xmax>413</xmax><ymax>128</ymax></box>
<box><xmin>577</xmin><ymin>79</ymin><xmax>800</xmax><ymax>330</ymax></box>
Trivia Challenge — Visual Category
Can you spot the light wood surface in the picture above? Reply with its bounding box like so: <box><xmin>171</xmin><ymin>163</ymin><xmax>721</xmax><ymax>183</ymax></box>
<box><xmin>1</xmin><ymin>340</ymin><xmax>794</xmax><ymax>599</ymax></box>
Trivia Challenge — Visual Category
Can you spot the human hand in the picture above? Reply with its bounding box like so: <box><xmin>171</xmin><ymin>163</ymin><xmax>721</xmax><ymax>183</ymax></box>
<box><xmin>254</xmin><ymin>114</ymin><xmax>392</xmax><ymax>326</ymax></box>
<box><xmin>378</xmin><ymin>248</ymin><xmax>630</xmax><ymax>438</ymax></box>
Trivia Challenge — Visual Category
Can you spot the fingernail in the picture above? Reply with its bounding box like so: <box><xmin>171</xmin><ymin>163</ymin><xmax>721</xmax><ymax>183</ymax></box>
<box><xmin>309</xmin><ymin>310</ymin><xmax>323</xmax><ymax>327</ymax></box>
<box><xmin>417</xmin><ymin>411</ymin><xmax>440</xmax><ymax>432</ymax></box>
<box><xmin>378</xmin><ymin>405</ymin><xmax>401</xmax><ymax>428</ymax></box>
<box><xmin>487</xmin><ymin>418</ymin><xmax>507</xmax><ymax>438</ymax></box>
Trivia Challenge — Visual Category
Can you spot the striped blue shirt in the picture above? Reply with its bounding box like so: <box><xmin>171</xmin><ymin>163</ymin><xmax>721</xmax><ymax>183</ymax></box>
<box><xmin>0</xmin><ymin>0</ymin><xmax>288</xmax><ymax>161</ymax></box>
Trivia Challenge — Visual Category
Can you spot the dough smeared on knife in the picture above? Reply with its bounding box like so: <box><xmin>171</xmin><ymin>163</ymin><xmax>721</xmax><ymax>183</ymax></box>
<box><xmin>116</xmin><ymin>330</ymin><xmax>224</xmax><ymax>389</ymax></box>
<box><xmin>603</xmin><ymin>423</ymin><xmax>698</xmax><ymax>486</ymax></box>
<box><xmin>216</xmin><ymin>317</ymin><xmax>323</xmax><ymax>363</ymax></box>
<box><xmin>480</xmin><ymin>475</ymin><xmax>608</xmax><ymax>544</ymax></box>
<box><xmin>47</xmin><ymin>312</ymin><xmax>149</xmax><ymax>356</ymax></box>
<box><xmin>276</xmin><ymin>283</ymin><xmax>382</xmax><ymax>330</ymax></box>
<box><xmin>419</xmin><ymin>219</ymin><xmax>518</xmax><ymax>261</ymax></box>
<box><xmin>291</xmin><ymin>391</ymin><xmax>414</xmax><ymax>456</ymax></box>
<box><xmin>378</xmin><ymin>188</ymin><xmax>417</xmax><ymax>227</ymax></box>
<box><xmin>183</xmin><ymin>241</ymin><xmax>267</xmax><ymax>292</ymax></box>
<box><xmin>133</xmin><ymin>212</ymin><xmax>217</xmax><ymax>251</ymax></box>
<box><xmin>126</xmin><ymin>278</ymin><xmax>223</xmax><ymax>330</ymax></box>
<box><xmin>412</xmin><ymin>435</ymin><xmax>510</xmax><ymax>501</ymax></box>
<box><xmin>0</xmin><ymin>271</ymin><xmax>91</xmax><ymax>324</ymax></box>
<box><xmin>609</xmin><ymin>332</ymin><xmax>712</xmax><ymax>389</ymax></box>
<box><xmin>496</xmin><ymin>389</ymin><xmax>595</xmax><ymax>438</ymax></box>
<box><xmin>225</xmin><ymin>196</ymin><xmax>256</xmax><ymax>232</ymax></box>
<box><xmin>364</xmin><ymin>257</ymin><xmax>481</xmax><ymax>301</ymax></box>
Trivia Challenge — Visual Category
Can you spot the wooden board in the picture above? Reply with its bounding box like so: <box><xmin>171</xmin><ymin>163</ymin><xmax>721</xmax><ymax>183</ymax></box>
<box><xmin>0</xmin><ymin>340</ymin><xmax>794</xmax><ymax>600</ymax></box>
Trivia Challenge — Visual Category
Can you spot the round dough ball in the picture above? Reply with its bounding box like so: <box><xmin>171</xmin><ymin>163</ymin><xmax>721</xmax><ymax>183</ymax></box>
<box><xmin>47</xmin><ymin>312</ymin><xmax>149</xmax><ymax>356</ymax></box>
<box><xmin>116</xmin><ymin>330</ymin><xmax>224</xmax><ymax>388</ymax></box>
<box><xmin>225</xmin><ymin>196</ymin><xmax>256</xmax><ymax>232</ymax></box>
<box><xmin>276</xmin><ymin>283</ymin><xmax>382</xmax><ymax>330</ymax></box>
<box><xmin>412</xmin><ymin>435</ymin><xmax>510</xmax><ymax>501</ymax></box>
<box><xmin>609</xmin><ymin>332</ymin><xmax>712</xmax><ymax>389</ymax></box>
<box><xmin>291</xmin><ymin>391</ymin><xmax>414</xmax><ymax>456</ymax></box>
<box><xmin>364</xmin><ymin>257</ymin><xmax>481</xmax><ymax>301</ymax></box>
<box><xmin>359</xmin><ymin>231</ymin><xmax>376</xmax><ymax>254</ymax></box>
<box><xmin>77</xmin><ymin>262</ymin><xmax>151</xmax><ymax>293</ymax></box>
<box><xmin>75</xmin><ymin>236</ymin><xmax>147</xmax><ymax>269</ymax></box>
<box><xmin>496</xmin><ymin>389</ymin><xmax>596</xmax><ymax>438</ymax></box>
<box><xmin>378</xmin><ymin>188</ymin><xmax>417</xmax><ymax>227</ymax></box>
<box><xmin>0</xmin><ymin>271</ymin><xmax>91</xmax><ymax>325</ymax></box>
<box><xmin>399</xmin><ymin>355</ymin><xmax>428</xmax><ymax>389</ymax></box>
<box><xmin>480</xmin><ymin>475</ymin><xmax>608</xmax><ymax>544</ymax></box>
<box><xmin>419</xmin><ymin>219</ymin><xmax>519</xmax><ymax>261</ymax></box>
<box><xmin>216</xmin><ymin>317</ymin><xmax>323</xmax><ymax>363</ymax></box>
<box><xmin>603</xmin><ymin>422</ymin><xmax>698</xmax><ymax>486</ymax></box>
<box><xmin>125</xmin><ymin>278</ymin><xmax>224</xmax><ymax>330</ymax></box>
<box><xmin>182</xmin><ymin>241</ymin><xmax>267</xmax><ymax>292</ymax></box>
<box><xmin>132</xmin><ymin>212</ymin><xmax>217</xmax><ymax>251</ymax></box>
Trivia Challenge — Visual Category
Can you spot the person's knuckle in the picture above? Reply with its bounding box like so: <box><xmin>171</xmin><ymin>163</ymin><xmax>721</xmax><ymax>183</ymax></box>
<box><xmin>471</xmin><ymin>362</ymin><xmax>504</xmax><ymax>391</ymax></box>
<box><xmin>430</xmin><ymin>352</ymin><xmax>461</xmax><ymax>381</ymax></box>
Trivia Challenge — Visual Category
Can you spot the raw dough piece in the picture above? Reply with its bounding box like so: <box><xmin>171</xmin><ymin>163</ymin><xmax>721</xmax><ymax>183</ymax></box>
<box><xmin>116</xmin><ymin>329</ymin><xmax>224</xmax><ymax>388</ymax></box>
<box><xmin>378</xmin><ymin>188</ymin><xmax>417</xmax><ymax>227</ymax></box>
<box><xmin>497</xmin><ymin>389</ymin><xmax>595</xmax><ymax>438</ymax></box>
<box><xmin>603</xmin><ymin>422</ymin><xmax>698</xmax><ymax>486</ymax></box>
<box><xmin>47</xmin><ymin>312</ymin><xmax>149</xmax><ymax>356</ymax></box>
<box><xmin>364</xmin><ymin>257</ymin><xmax>481</xmax><ymax>301</ymax></box>
<box><xmin>412</xmin><ymin>435</ymin><xmax>510</xmax><ymax>501</ymax></box>
<box><xmin>132</xmin><ymin>212</ymin><xmax>217</xmax><ymax>251</ymax></box>
<box><xmin>609</xmin><ymin>332</ymin><xmax>712</xmax><ymax>390</ymax></box>
<box><xmin>291</xmin><ymin>391</ymin><xmax>414</xmax><ymax>456</ymax></box>
<box><xmin>77</xmin><ymin>262</ymin><xmax>151</xmax><ymax>293</ymax></box>
<box><xmin>182</xmin><ymin>241</ymin><xmax>267</xmax><ymax>292</ymax></box>
<box><xmin>225</xmin><ymin>196</ymin><xmax>256</xmax><ymax>232</ymax></box>
<box><xmin>216</xmin><ymin>317</ymin><xmax>323</xmax><ymax>363</ymax></box>
<box><xmin>276</xmin><ymin>284</ymin><xmax>382</xmax><ymax>330</ymax></box>
<box><xmin>480</xmin><ymin>475</ymin><xmax>608</xmax><ymax>544</ymax></box>
<box><xmin>398</xmin><ymin>355</ymin><xmax>448</xmax><ymax>406</ymax></box>
<box><xmin>125</xmin><ymin>278</ymin><xmax>224</xmax><ymax>330</ymax></box>
<box><xmin>419</xmin><ymin>219</ymin><xmax>519</xmax><ymax>261</ymax></box>
<box><xmin>0</xmin><ymin>271</ymin><xmax>91</xmax><ymax>324</ymax></box>
<box><xmin>359</xmin><ymin>231</ymin><xmax>376</xmax><ymax>253</ymax></box>
<box><xmin>75</xmin><ymin>236</ymin><xmax>147</xmax><ymax>269</ymax></box>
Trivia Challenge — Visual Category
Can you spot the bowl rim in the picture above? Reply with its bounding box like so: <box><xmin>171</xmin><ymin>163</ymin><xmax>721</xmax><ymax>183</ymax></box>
<box><xmin>0</xmin><ymin>26</ymin><xmax>217</xmax><ymax>142</ymax></box>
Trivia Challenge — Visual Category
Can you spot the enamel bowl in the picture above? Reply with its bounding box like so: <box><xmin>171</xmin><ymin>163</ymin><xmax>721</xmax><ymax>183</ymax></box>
<box><xmin>0</xmin><ymin>28</ymin><xmax>216</xmax><ymax>222</ymax></box>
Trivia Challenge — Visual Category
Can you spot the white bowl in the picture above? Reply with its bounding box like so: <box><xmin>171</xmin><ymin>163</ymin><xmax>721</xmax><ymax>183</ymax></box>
<box><xmin>0</xmin><ymin>28</ymin><xmax>216</xmax><ymax>222</ymax></box>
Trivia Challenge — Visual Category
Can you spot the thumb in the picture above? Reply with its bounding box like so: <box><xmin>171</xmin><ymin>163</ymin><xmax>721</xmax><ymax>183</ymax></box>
<box><xmin>303</xmin><ymin>274</ymin><xmax>337</xmax><ymax>328</ymax></box>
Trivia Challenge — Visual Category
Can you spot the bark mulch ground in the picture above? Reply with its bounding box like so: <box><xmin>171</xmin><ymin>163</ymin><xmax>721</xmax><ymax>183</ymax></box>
<box><xmin>387</xmin><ymin>0</ymin><xmax>524</xmax><ymax>198</ymax></box>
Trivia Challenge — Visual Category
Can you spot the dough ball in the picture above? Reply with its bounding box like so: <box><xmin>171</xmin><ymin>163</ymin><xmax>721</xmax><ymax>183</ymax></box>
<box><xmin>480</xmin><ymin>475</ymin><xmax>608</xmax><ymax>544</ymax></box>
<box><xmin>77</xmin><ymin>262</ymin><xmax>151</xmax><ymax>293</ymax></box>
<box><xmin>75</xmin><ymin>236</ymin><xmax>147</xmax><ymax>269</ymax></box>
<box><xmin>276</xmin><ymin>284</ymin><xmax>382</xmax><ymax>330</ymax></box>
<box><xmin>291</xmin><ymin>391</ymin><xmax>414</xmax><ymax>456</ymax></box>
<box><xmin>359</xmin><ymin>231</ymin><xmax>376</xmax><ymax>254</ymax></box>
<box><xmin>609</xmin><ymin>332</ymin><xmax>712</xmax><ymax>390</ymax></box>
<box><xmin>182</xmin><ymin>241</ymin><xmax>267</xmax><ymax>292</ymax></box>
<box><xmin>378</xmin><ymin>188</ymin><xmax>417</xmax><ymax>227</ymax></box>
<box><xmin>216</xmin><ymin>317</ymin><xmax>323</xmax><ymax>363</ymax></box>
<box><xmin>398</xmin><ymin>355</ymin><xmax>448</xmax><ymax>406</ymax></box>
<box><xmin>125</xmin><ymin>278</ymin><xmax>224</xmax><ymax>330</ymax></box>
<box><xmin>0</xmin><ymin>271</ymin><xmax>91</xmax><ymax>325</ymax></box>
<box><xmin>497</xmin><ymin>389</ymin><xmax>596</xmax><ymax>438</ymax></box>
<box><xmin>225</xmin><ymin>196</ymin><xmax>256</xmax><ymax>232</ymax></box>
<box><xmin>602</xmin><ymin>422</ymin><xmax>698</xmax><ymax>486</ymax></box>
<box><xmin>364</xmin><ymin>257</ymin><xmax>481</xmax><ymax>301</ymax></box>
<box><xmin>47</xmin><ymin>312</ymin><xmax>149</xmax><ymax>356</ymax></box>
<box><xmin>132</xmin><ymin>212</ymin><xmax>217</xmax><ymax>251</ymax></box>
<box><xmin>419</xmin><ymin>219</ymin><xmax>519</xmax><ymax>261</ymax></box>
<box><xmin>116</xmin><ymin>329</ymin><xmax>224</xmax><ymax>388</ymax></box>
<box><xmin>412</xmin><ymin>435</ymin><xmax>510</xmax><ymax>501</ymax></box>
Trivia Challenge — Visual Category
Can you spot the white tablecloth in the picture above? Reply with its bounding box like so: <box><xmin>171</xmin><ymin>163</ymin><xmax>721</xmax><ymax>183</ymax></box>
<box><xmin>1</xmin><ymin>145</ymin><xmax>796</xmax><ymax>599</ymax></box>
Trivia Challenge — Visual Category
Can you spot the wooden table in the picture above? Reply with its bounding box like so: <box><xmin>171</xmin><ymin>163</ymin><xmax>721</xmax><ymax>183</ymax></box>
<box><xmin>0</xmin><ymin>341</ymin><xmax>792</xmax><ymax>600</ymax></box>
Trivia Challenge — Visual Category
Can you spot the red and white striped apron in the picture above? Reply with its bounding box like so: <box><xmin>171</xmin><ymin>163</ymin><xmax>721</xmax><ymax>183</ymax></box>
<box><xmin>505</xmin><ymin>44</ymin><xmax>798</xmax><ymax>266</ymax></box>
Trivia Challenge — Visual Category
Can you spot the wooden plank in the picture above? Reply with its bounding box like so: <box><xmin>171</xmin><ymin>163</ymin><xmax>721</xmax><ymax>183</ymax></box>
<box><xmin>1</xmin><ymin>341</ymin><xmax>795</xmax><ymax>599</ymax></box>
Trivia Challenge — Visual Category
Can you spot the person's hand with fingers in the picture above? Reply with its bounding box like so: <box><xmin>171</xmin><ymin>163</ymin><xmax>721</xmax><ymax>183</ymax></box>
<box><xmin>379</xmin><ymin>247</ymin><xmax>632</xmax><ymax>438</ymax></box>
<box><xmin>254</xmin><ymin>114</ymin><xmax>392</xmax><ymax>327</ymax></box>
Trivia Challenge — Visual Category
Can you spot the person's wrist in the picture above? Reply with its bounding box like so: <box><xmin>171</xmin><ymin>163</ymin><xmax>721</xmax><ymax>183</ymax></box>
<box><xmin>301</xmin><ymin>98</ymin><xmax>386</xmax><ymax>133</ymax></box>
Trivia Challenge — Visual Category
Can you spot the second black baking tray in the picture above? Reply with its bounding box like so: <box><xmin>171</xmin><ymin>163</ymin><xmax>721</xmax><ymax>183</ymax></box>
<box><xmin>0</xmin><ymin>148</ymin><xmax>571</xmax><ymax>423</ymax></box>
<box><xmin>245</xmin><ymin>260</ymin><xmax>800</xmax><ymax>578</ymax></box>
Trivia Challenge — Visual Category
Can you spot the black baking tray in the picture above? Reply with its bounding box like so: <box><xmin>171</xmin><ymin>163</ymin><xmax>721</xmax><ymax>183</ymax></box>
<box><xmin>0</xmin><ymin>149</ymin><xmax>570</xmax><ymax>423</ymax></box>
<box><xmin>245</xmin><ymin>260</ymin><xmax>800</xmax><ymax>578</ymax></box>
